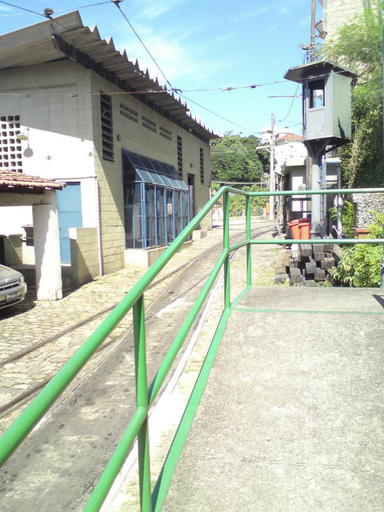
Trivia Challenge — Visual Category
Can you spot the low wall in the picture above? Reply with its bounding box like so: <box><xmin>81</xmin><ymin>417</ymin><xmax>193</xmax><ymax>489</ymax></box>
<box><xmin>66</xmin><ymin>227</ymin><xmax>100</xmax><ymax>288</ymax></box>
<box><xmin>352</xmin><ymin>193</ymin><xmax>384</xmax><ymax>228</ymax></box>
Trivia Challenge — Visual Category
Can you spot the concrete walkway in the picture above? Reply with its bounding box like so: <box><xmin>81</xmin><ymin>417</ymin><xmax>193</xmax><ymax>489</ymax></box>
<box><xmin>165</xmin><ymin>287</ymin><xmax>384</xmax><ymax>512</ymax></box>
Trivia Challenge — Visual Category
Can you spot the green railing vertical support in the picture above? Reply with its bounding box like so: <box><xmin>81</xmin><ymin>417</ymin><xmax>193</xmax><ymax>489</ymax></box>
<box><xmin>133</xmin><ymin>296</ymin><xmax>152</xmax><ymax>512</ymax></box>
<box><xmin>245</xmin><ymin>195</ymin><xmax>252</xmax><ymax>287</ymax></box>
<box><xmin>223</xmin><ymin>190</ymin><xmax>231</xmax><ymax>309</ymax></box>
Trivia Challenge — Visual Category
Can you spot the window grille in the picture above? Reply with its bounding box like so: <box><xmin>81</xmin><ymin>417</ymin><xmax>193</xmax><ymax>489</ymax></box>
<box><xmin>100</xmin><ymin>93</ymin><xmax>114</xmax><ymax>161</ymax></box>
<box><xmin>199</xmin><ymin>148</ymin><xmax>204</xmax><ymax>184</ymax></box>
<box><xmin>177</xmin><ymin>135</ymin><xmax>183</xmax><ymax>178</ymax></box>
<box><xmin>120</xmin><ymin>103</ymin><xmax>138</xmax><ymax>123</ymax></box>
<box><xmin>142</xmin><ymin>115</ymin><xmax>157</xmax><ymax>133</ymax></box>
<box><xmin>159</xmin><ymin>126</ymin><xmax>172</xmax><ymax>141</ymax></box>
<box><xmin>0</xmin><ymin>115</ymin><xmax>23</xmax><ymax>172</ymax></box>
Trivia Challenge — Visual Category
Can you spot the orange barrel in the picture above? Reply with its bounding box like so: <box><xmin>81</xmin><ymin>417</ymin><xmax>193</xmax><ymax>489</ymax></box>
<box><xmin>288</xmin><ymin>219</ymin><xmax>300</xmax><ymax>240</ymax></box>
<box><xmin>298</xmin><ymin>218</ymin><xmax>311</xmax><ymax>239</ymax></box>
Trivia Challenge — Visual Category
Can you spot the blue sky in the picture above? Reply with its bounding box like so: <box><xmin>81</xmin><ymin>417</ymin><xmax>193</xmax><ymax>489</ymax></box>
<box><xmin>0</xmin><ymin>0</ymin><xmax>324</xmax><ymax>137</ymax></box>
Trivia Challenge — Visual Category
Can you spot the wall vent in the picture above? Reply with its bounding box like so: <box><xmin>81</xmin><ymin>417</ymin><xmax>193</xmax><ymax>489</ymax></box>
<box><xmin>159</xmin><ymin>126</ymin><xmax>172</xmax><ymax>141</ymax></box>
<box><xmin>142</xmin><ymin>115</ymin><xmax>157</xmax><ymax>133</ymax></box>
<box><xmin>120</xmin><ymin>103</ymin><xmax>138</xmax><ymax>123</ymax></box>
<box><xmin>0</xmin><ymin>115</ymin><xmax>23</xmax><ymax>172</ymax></box>
<box><xmin>177</xmin><ymin>135</ymin><xmax>183</xmax><ymax>178</ymax></box>
<box><xmin>100</xmin><ymin>93</ymin><xmax>114</xmax><ymax>161</ymax></box>
<box><xmin>200</xmin><ymin>148</ymin><xmax>204</xmax><ymax>184</ymax></box>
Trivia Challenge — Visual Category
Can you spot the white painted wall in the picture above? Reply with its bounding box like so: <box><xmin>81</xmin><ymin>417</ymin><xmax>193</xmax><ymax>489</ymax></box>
<box><xmin>0</xmin><ymin>205</ymin><xmax>32</xmax><ymax>235</ymax></box>
<box><xmin>275</xmin><ymin>139</ymin><xmax>307</xmax><ymax>174</ymax></box>
<box><xmin>0</xmin><ymin>60</ymin><xmax>98</xmax><ymax>229</ymax></box>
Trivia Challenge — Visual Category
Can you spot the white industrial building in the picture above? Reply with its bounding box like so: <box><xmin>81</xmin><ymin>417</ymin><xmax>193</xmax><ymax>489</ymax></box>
<box><xmin>0</xmin><ymin>12</ymin><xmax>216</xmax><ymax>296</ymax></box>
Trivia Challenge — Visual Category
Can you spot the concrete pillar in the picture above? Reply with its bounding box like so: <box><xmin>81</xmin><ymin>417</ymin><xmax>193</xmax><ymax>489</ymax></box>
<box><xmin>32</xmin><ymin>191</ymin><xmax>63</xmax><ymax>300</ymax></box>
<box><xmin>310</xmin><ymin>154</ymin><xmax>323</xmax><ymax>238</ymax></box>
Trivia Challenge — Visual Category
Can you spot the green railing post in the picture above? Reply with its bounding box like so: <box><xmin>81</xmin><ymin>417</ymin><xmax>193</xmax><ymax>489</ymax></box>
<box><xmin>223</xmin><ymin>191</ymin><xmax>231</xmax><ymax>309</ymax></box>
<box><xmin>133</xmin><ymin>296</ymin><xmax>152</xmax><ymax>512</ymax></box>
<box><xmin>245</xmin><ymin>195</ymin><xmax>252</xmax><ymax>287</ymax></box>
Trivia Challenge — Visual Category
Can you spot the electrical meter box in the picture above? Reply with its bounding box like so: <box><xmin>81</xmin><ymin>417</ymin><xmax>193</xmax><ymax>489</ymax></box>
<box><xmin>284</xmin><ymin>61</ymin><xmax>357</xmax><ymax>147</ymax></box>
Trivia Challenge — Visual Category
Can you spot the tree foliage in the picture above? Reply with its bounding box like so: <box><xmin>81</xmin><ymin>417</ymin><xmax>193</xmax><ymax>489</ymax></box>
<box><xmin>325</xmin><ymin>4</ymin><xmax>383</xmax><ymax>187</ymax></box>
<box><xmin>210</xmin><ymin>133</ymin><xmax>269</xmax><ymax>182</ymax></box>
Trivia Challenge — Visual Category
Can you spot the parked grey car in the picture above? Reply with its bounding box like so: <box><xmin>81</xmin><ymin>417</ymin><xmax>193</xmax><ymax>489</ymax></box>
<box><xmin>0</xmin><ymin>264</ymin><xmax>27</xmax><ymax>309</ymax></box>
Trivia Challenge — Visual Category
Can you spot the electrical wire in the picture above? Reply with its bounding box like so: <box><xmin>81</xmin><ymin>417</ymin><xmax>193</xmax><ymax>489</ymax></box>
<box><xmin>0</xmin><ymin>81</ymin><xmax>290</xmax><ymax>97</ymax></box>
<box><xmin>111</xmin><ymin>0</ymin><xmax>174</xmax><ymax>91</ymax></box>
<box><xmin>278</xmin><ymin>83</ymin><xmax>300</xmax><ymax>123</ymax></box>
<box><xmin>0</xmin><ymin>0</ymin><xmax>300</xmax><ymax>135</ymax></box>
<box><xmin>0</xmin><ymin>0</ymin><xmax>110</xmax><ymax>16</ymax></box>
<box><xmin>110</xmin><ymin>0</ymin><xmax>261</xmax><ymax>134</ymax></box>
<box><xmin>0</xmin><ymin>0</ymin><xmax>69</xmax><ymax>29</ymax></box>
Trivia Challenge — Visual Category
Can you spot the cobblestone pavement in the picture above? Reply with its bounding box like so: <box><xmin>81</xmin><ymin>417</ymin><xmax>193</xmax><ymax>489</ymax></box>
<box><xmin>0</xmin><ymin>219</ymin><xmax>276</xmax><ymax>434</ymax></box>
<box><xmin>0</xmin><ymin>219</ymin><xmax>285</xmax><ymax>512</ymax></box>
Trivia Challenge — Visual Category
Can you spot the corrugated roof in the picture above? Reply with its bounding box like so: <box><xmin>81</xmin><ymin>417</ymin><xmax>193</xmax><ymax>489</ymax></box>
<box><xmin>0</xmin><ymin>12</ymin><xmax>217</xmax><ymax>142</ymax></box>
<box><xmin>0</xmin><ymin>170</ymin><xmax>64</xmax><ymax>191</ymax></box>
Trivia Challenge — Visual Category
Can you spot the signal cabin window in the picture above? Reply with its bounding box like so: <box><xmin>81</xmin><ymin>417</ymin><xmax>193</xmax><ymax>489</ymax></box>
<box><xmin>309</xmin><ymin>79</ymin><xmax>325</xmax><ymax>109</ymax></box>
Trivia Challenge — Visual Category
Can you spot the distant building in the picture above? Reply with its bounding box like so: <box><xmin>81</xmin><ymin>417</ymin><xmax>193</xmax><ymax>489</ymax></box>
<box><xmin>275</xmin><ymin>133</ymin><xmax>307</xmax><ymax>175</ymax></box>
<box><xmin>0</xmin><ymin>12</ymin><xmax>217</xmax><ymax>288</ymax></box>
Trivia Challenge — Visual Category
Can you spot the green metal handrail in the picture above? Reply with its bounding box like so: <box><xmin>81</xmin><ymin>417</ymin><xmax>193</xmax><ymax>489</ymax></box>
<box><xmin>1</xmin><ymin>185</ymin><xmax>384</xmax><ymax>512</ymax></box>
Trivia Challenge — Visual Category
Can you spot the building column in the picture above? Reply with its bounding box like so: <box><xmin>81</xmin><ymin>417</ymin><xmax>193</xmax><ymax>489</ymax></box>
<box><xmin>32</xmin><ymin>191</ymin><xmax>63</xmax><ymax>300</ymax></box>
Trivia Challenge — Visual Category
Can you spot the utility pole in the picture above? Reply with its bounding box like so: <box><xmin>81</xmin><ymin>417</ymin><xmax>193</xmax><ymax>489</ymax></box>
<box><xmin>269</xmin><ymin>113</ymin><xmax>275</xmax><ymax>221</ymax></box>
<box><xmin>310</xmin><ymin>0</ymin><xmax>316</xmax><ymax>61</ymax></box>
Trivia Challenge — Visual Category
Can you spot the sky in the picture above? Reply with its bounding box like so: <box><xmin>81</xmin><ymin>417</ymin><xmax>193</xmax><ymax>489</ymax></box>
<box><xmin>0</xmin><ymin>0</ymin><xmax>324</xmax><ymax>138</ymax></box>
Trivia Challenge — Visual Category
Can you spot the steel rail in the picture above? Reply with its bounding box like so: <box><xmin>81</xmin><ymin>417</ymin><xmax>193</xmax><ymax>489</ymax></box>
<box><xmin>0</xmin><ymin>225</ymin><xmax>270</xmax><ymax>420</ymax></box>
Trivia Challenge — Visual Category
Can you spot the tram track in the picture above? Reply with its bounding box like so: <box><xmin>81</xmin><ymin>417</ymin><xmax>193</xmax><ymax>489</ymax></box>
<box><xmin>0</xmin><ymin>221</ymin><xmax>276</xmax><ymax>512</ymax></box>
<box><xmin>0</xmin><ymin>223</ymin><xmax>271</xmax><ymax>419</ymax></box>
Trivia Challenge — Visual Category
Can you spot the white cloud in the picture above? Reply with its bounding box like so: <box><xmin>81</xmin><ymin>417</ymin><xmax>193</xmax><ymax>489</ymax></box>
<box><xmin>114</xmin><ymin>17</ymin><xmax>228</xmax><ymax>86</ymax></box>
<box><xmin>120</xmin><ymin>32</ymin><xmax>225</xmax><ymax>84</ymax></box>
<box><xmin>132</xmin><ymin>0</ymin><xmax>188</xmax><ymax>20</ymax></box>
<box><xmin>234</xmin><ymin>5</ymin><xmax>274</xmax><ymax>22</ymax></box>
<box><xmin>262</xmin><ymin>23</ymin><xmax>281</xmax><ymax>36</ymax></box>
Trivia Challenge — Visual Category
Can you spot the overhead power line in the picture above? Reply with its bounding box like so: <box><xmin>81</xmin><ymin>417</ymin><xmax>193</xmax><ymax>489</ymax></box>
<box><xmin>111</xmin><ymin>0</ymin><xmax>174</xmax><ymax>91</ymax></box>
<box><xmin>0</xmin><ymin>0</ymin><xmax>110</xmax><ymax>16</ymax></box>
<box><xmin>278</xmin><ymin>84</ymin><xmax>300</xmax><ymax>123</ymax></box>
<box><xmin>110</xmin><ymin>0</ymin><xmax>258</xmax><ymax>134</ymax></box>
<box><xmin>0</xmin><ymin>0</ymin><xmax>68</xmax><ymax>28</ymax></box>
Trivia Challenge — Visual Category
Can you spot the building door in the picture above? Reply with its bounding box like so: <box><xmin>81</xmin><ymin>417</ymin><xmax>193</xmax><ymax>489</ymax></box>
<box><xmin>56</xmin><ymin>182</ymin><xmax>82</xmax><ymax>264</ymax></box>
<box><xmin>188</xmin><ymin>174</ymin><xmax>195</xmax><ymax>219</ymax></box>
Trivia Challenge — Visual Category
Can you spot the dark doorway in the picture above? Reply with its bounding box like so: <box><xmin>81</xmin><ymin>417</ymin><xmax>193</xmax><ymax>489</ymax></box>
<box><xmin>188</xmin><ymin>174</ymin><xmax>195</xmax><ymax>219</ymax></box>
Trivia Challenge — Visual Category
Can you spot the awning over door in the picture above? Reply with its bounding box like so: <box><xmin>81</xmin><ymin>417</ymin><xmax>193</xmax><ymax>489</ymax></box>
<box><xmin>123</xmin><ymin>150</ymin><xmax>188</xmax><ymax>191</ymax></box>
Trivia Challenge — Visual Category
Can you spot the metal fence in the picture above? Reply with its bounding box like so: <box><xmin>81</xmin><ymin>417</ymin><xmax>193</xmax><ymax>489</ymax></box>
<box><xmin>1</xmin><ymin>186</ymin><xmax>384</xmax><ymax>512</ymax></box>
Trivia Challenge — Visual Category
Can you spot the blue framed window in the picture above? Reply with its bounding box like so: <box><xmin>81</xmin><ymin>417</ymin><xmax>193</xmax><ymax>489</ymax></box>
<box><xmin>123</xmin><ymin>150</ymin><xmax>190</xmax><ymax>249</ymax></box>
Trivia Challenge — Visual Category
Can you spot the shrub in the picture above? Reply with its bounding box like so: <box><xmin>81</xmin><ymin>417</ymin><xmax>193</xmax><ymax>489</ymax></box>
<box><xmin>212</xmin><ymin>184</ymin><xmax>268</xmax><ymax>217</ymax></box>
<box><xmin>330</xmin><ymin>210</ymin><xmax>383</xmax><ymax>287</ymax></box>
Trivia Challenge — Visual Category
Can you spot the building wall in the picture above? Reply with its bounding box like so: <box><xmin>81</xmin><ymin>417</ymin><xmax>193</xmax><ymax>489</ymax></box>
<box><xmin>0</xmin><ymin>60</ymin><xmax>98</xmax><ymax>227</ymax></box>
<box><xmin>90</xmin><ymin>71</ymin><xmax>212</xmax><ymax>273</ymax></box>
<box><xmin>0</xmin><ymin>59</ymin><xmax>213</xmax><ymax>276</ymax></box>
<box><xmin>275</xmin><ymin>139</ymin><xmax>307</xmax><ymax>175</ymax></box>
<box><xmin>323</xmin><ymin>0</ymin><xmax>367</xmax><ymax>41</ymax></box>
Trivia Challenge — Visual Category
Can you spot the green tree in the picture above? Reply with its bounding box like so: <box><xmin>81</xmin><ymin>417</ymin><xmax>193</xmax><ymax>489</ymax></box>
<box><xmin>325</xmin><ymin>3</ymin><xmax>384</xmax><ymax>187</ymax></box>
<box><xmin>210</xmin><ymin>133</ymin><xmax>268</xmax><ymax>182</ymax></box>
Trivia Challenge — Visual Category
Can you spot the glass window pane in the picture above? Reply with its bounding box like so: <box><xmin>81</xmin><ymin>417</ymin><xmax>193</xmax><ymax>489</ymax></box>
<box><xmin>124</xmin><ymin>182</ymin><xmax>143</xmax><ymax>248</ymax></box>
<box><xmin>156</xmin><ymin>187</ymin><xmax>166</xmax><ymax>245</ymax></box>
<box><xmin>151</xmin><ymin>172</ymin><xmax>164</xmax><ymax>186</ymax></box>
<box><xmin>145</xmin><ymin>185</ymin><xmax>156</xmax><ymax>247</ymax></box>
